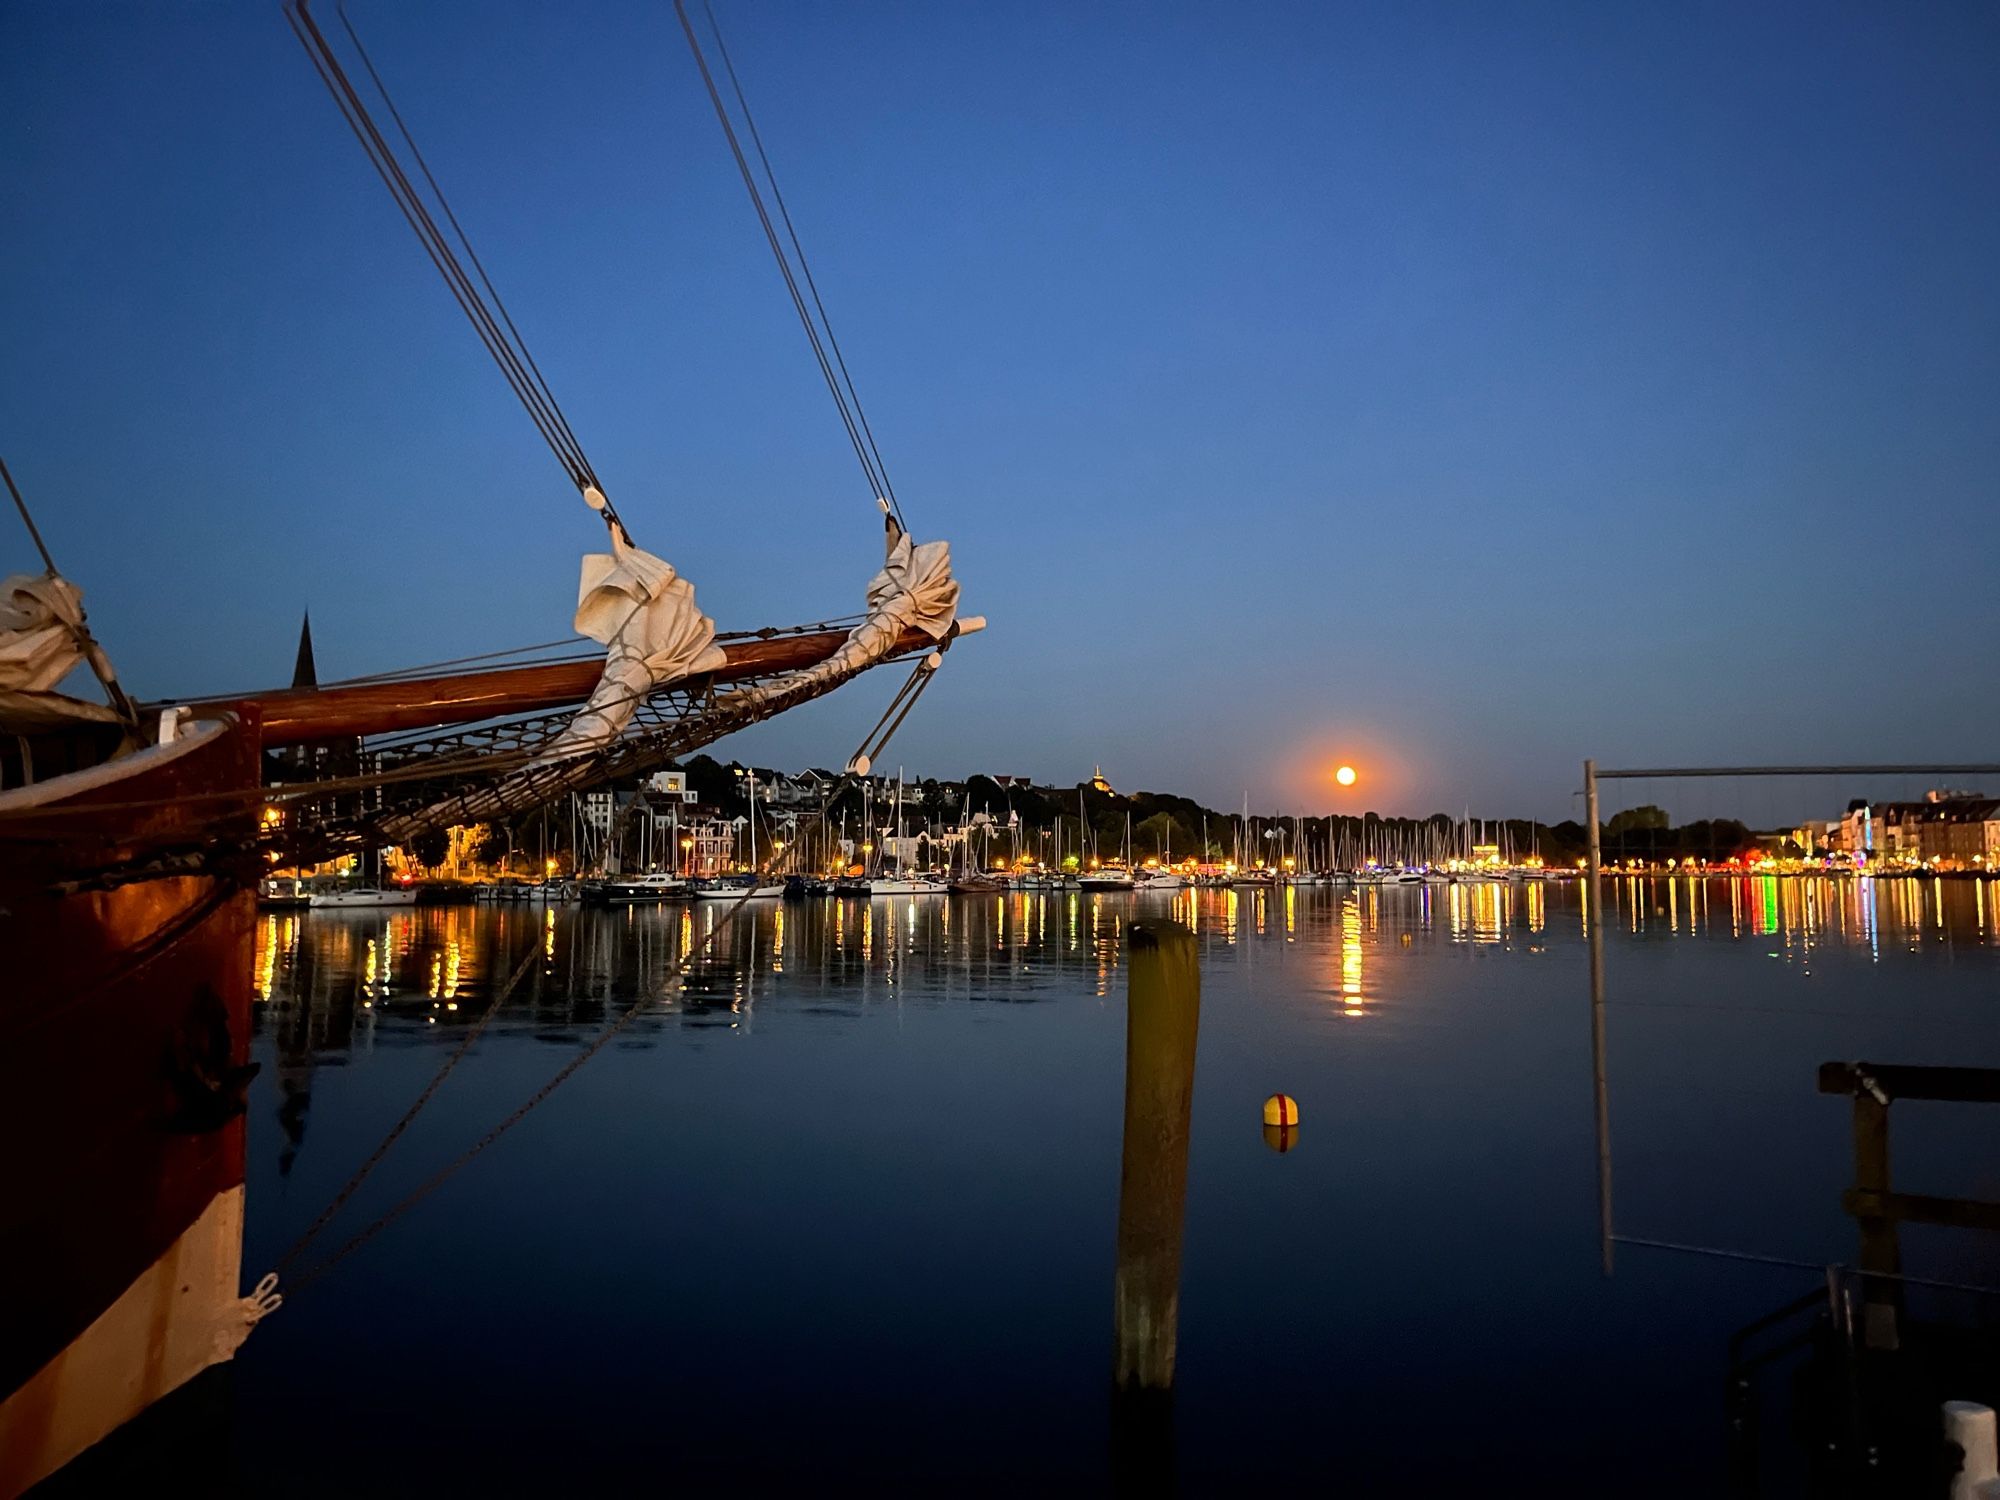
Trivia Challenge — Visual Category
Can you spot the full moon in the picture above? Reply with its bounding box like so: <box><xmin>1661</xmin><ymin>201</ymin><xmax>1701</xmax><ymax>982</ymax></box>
<box><xmin>1335</xmin><ymin>765</ymin><xmax>1357</xmax><ymax>786</ymax></box>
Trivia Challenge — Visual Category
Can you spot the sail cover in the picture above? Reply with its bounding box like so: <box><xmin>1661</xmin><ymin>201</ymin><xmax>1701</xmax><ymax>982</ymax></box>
<box><xmin>535</xmin><ymin>530</ymin><xmax>726</xmax><ymax>763</ymax></box>
<box><xmin>0</xmin><ymin>573</ymin><xmax>102</xmax><ymax>693</ymax></box>
<box><xmin>717</xmin><ymin>520</ymin><xmax>958</xmax><ymax>718</ymax></box>
<box><xmin>371</xmin><ymin>520</ymin><xmax>955</xmax><ymax>845</ymax></box>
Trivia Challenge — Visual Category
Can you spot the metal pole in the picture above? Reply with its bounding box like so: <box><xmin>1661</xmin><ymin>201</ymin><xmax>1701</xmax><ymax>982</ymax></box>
<box><xmin>1585</xmin><ymin>760</ymin><xmax>1612</xmax><ymax>1275</ymax></box>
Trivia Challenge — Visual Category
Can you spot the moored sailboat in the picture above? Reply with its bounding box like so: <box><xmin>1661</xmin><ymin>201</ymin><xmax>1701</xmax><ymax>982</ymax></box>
<box><xmin>308</xmin><ymin>885</ymin><xmax>420</xmax><ymax>910</ymax></box>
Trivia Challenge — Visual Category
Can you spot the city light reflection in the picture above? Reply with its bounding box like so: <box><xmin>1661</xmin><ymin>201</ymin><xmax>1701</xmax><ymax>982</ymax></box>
<box><xmin>1340</xmin><ymin>895</ymin><xmax>1364</xmax><ymax>1016</ymax></box>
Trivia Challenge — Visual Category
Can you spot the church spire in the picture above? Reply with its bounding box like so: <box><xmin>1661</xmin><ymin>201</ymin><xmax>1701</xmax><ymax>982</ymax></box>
<box><xmin>291</xmin><ymin>611</ymin><xmax>317</xmax><ymax>690</ymax></box>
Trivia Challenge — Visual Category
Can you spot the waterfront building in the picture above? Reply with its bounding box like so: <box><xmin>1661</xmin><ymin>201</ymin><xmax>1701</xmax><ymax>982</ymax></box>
<box><xmin>1834</xmin><ymin>791</ymin><xmax>1999</xmax><ymax>871</ymax></box>
<box><xmin>1913</xmin><ymin>796</ymin><xmax>2000</xmax><ymax>870</ymax></box>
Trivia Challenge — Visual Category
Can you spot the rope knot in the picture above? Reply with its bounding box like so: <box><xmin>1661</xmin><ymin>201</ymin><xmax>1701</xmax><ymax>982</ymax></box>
<box><xmin>242</xmin><ymin>1271</ymin><xmax>284</xmax><ymax>1324</ymax></box>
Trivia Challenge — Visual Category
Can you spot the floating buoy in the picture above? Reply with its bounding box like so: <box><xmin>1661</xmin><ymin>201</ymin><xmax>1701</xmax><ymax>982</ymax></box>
<box><xmin>1262</xmin><ymin>1093</ymin><xmax>1299</xmax><ymax>1128</ymax></box>
<box><xmin>1262</xmin><ymin>1123</ymin><xmax>1297</xmax><ymax>1154</ymax></box>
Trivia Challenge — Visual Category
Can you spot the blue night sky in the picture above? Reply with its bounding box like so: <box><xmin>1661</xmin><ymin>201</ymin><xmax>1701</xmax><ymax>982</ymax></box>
<box><xmin>5</xmin><ymin>1</ymin><xmax>1997</xmax><ymax>822</ymax></box>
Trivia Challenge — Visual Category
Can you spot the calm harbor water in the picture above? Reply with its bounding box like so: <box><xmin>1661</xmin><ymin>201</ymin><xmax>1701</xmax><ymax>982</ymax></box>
<box><xmin>234</xmin><ymin>878</ymin><xmax>2000</xmax><ymax>1494</ymax></box>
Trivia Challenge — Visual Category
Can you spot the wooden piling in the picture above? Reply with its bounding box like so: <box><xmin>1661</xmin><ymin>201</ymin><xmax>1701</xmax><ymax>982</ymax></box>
<box><xmin>1110</xmin><ymin>919</ymin><xmax>1199</xmax><ymax>1494</ymax></box>
<box><xmin>1113</xmin><ymin>919</ymin><xmax>1200</xmax><ymax>1393</ymax></box>
<box><xmin>1852</xmin><ymin>1091</ymin><xmax>1903</xmax><ymax>1349</ymax></box>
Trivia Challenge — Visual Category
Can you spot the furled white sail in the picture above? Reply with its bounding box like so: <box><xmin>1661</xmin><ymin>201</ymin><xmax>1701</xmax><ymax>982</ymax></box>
<box><xmin>375</xmin><ymin>519</ymin><xmax>963</xmax><ymax>845</ymax></box>
<box><xmin>536</xmin><ymin>528</ymin><xmax>726</xmax><ymax>763</ymax></box>
<box><xmin>0</xmin><ymin>573</ymin><xmax>95</xmax><ymax>692</ymax></box>
<box><xmin>716</xmin><ymin>520</ymin><xmax>958</xmax><ymax>719</ymax></box>
<box><xmin>379</xmin><ymin>528</ymin><xmax>725</xmax><ymax>837</ymax></box>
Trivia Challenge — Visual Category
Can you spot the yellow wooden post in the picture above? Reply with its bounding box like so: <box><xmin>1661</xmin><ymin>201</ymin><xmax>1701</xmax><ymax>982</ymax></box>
<box><xmin>1113</xmin><ymin>918</ymin><xmax>1200</xmax><ymax>1393</ymax></box>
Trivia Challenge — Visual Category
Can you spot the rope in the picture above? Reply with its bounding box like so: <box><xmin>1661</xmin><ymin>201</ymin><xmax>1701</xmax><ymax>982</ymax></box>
<box><xmin>166</xmin><ymin>639</ymin><xmax>599</xmax><ymax>707</ymax></box>
<box><xmin>305</xmin><ymin>638</ymin><xmax>597</xmax><ymax>686</ymax></box>
<box><xmin>675</xmin><ymin>0</ymin><xmax>906</xmax><ymax>530</ymax></box>
<box><xmin>1</xmin><ymin>633</ymin><xmax>941</xmax><ymax>830</ymax></box>
<box><xmin>697</xmin><ymin>0</ymin><xmax>903</xmax><ymax>529</ymax></box>
<box><xmin>1614</xmin><ymin>1235</ymin><xmax>2000</xmax><ymax>1297</ymax></box>
<box><xmin>851</xmin><ymin>644</ymin><xmax>945</xmax><ymax>771</ymax></box>
<box><xmin>275</xmin><ymin>938</ymin><xmax>542</xmax><ymax>1274</ymax></box>
<box><xmin>285</xmin><ymin>912</ymin><xmax>725</xmax><ymax>1291</ymax></box>
<box><xmin>333</xmin><ymin>1</ymin><xmax>596</xmax><ymax>494</ymax></box>
<box><xmin>285</xmin><ymin>1</ymin><xmax>627</xmax><ymax>540</ymax></box>
<box><xmin>270</xmin><ymin>640</ymin><xmax>951</xmax><ymax>1297</ymax></box>
<box><xmin>176</xmin><ymin>620</ymin><xmax>880</xmax><ymax>720</ymax></box>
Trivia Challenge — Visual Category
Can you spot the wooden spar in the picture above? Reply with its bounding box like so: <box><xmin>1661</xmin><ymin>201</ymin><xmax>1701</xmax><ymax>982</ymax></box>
<box><xmin>182</xmin><ymin>622</ymin><xmax>961</xmax><ymax>747</ymax></box>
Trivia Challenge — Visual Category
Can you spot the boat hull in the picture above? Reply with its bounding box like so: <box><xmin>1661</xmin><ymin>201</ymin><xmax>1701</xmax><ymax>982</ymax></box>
<box><xmin>308</xmin><ymin>888</ymin><xmax>418</xmax><ymax>909</ymax></box>
<box><xmin>580</xmin><ymin>879</ymin><xmax>689</xmax><ymax>905</ymax></box>
<box><xmin>691</xmin><ymin>884</ymin><xmax>785</xmax><ymax>900</ymax></box>
<box><xmin>0</xmin><ymin>716</ymin><xmax>259</xmax><ymax>1496</ymax></box>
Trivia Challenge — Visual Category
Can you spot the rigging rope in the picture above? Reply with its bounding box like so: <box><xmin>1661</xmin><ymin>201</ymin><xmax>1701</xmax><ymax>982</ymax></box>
<box><xmin>0</xmin><ymin>628</ymin><xmax>942</xmax><ymax>832</ymax></box>
<box><xmin>167</xmin><ymin>613</ymin><xmax>872</xmax><ymax>711</ymax></box>
<box><xmin>273</xmin><ymin>642</ymin><xmax>951</xmax><ymax>1296</ymax></box>
<box><xmin>285</xmin><ymin>1</ymin><xmax>629</xmax><ymax>540</ymax></box>
<box><xmin>276</xmin><ymin>937</ymin><xmax>542</xmax><ymax>1275</ymax></box>
<box><xmin>283</xmin><ymin>898</ymin><xmax>750</xmax><ymax>1293</ymax></box>
<box><xmin>697</xmin><ymin>0</ymin><xmax>904</xmax><ymax>528</ymax></box>
<box><xmin>675</xmin><ymin>0</ymin><xmax>907</xmax><ymax>531</ymax></box>
<box><xmin>333</xmin><ymin>3</ymin><xmax>597</xmax><ymax>493</ymax></box>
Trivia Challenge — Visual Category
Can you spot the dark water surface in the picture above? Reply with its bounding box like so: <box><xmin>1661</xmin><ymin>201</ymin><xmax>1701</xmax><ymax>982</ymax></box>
<box><xmin>238</xmin><ymin>879</ymin><xmax>2000</xmax><ymax>1494</ymax></box>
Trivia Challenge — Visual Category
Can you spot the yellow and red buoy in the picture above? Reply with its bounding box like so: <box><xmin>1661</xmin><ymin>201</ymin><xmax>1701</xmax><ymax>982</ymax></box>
<box><xmin>1262</xmin><ymin>1093</ymin><xmax>1299</xmax><ymax>1128</ymax></box>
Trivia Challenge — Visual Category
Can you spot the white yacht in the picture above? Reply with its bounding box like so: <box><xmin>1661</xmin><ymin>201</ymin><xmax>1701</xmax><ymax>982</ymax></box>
<box><xmin>1078</xmin><ymin>867</ymin><xmax>1137</xmax><ymax>892</ymax></box>
<box><xmin>691</xmin><ymin>877</ymin><xmax>784</xmax><ymax>900</ymax></box>
<box><xmin>605</xmin><ymin>873</ymin><xmax>690</xmax><ymax>902</ymax></box>
<box><xmin>308</xmin><ymin>885</ymin><xmax>418</xmax><ymax>909</ymax></box>
<box><xmin>863</xmin><ymin>874</ymin><xmax>949</xmax><ymax>895</ymax></box>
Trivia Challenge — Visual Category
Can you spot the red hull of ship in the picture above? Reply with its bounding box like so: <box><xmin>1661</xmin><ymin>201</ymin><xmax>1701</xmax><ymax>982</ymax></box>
<box><xmin>0</xmin><ymin>714</ymin><xmax>259</xmax><ymax>1495</ymax></box>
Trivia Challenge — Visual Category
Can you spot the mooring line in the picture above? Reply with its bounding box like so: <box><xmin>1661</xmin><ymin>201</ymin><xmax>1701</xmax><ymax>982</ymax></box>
<box><xmin>1615</xmin><ymin>1235</ymin><xmax>2000</xmax><ymax>1297</ymax></box>
<box><xmin>272</xmin><ymin>645</ymin><xmax>951</xmax><ymax>1299</ymax></box>
<box><xmin>276</xmin><ymin>937</ymin><xmax>543</xmax><ymax>1274</ymax></box>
